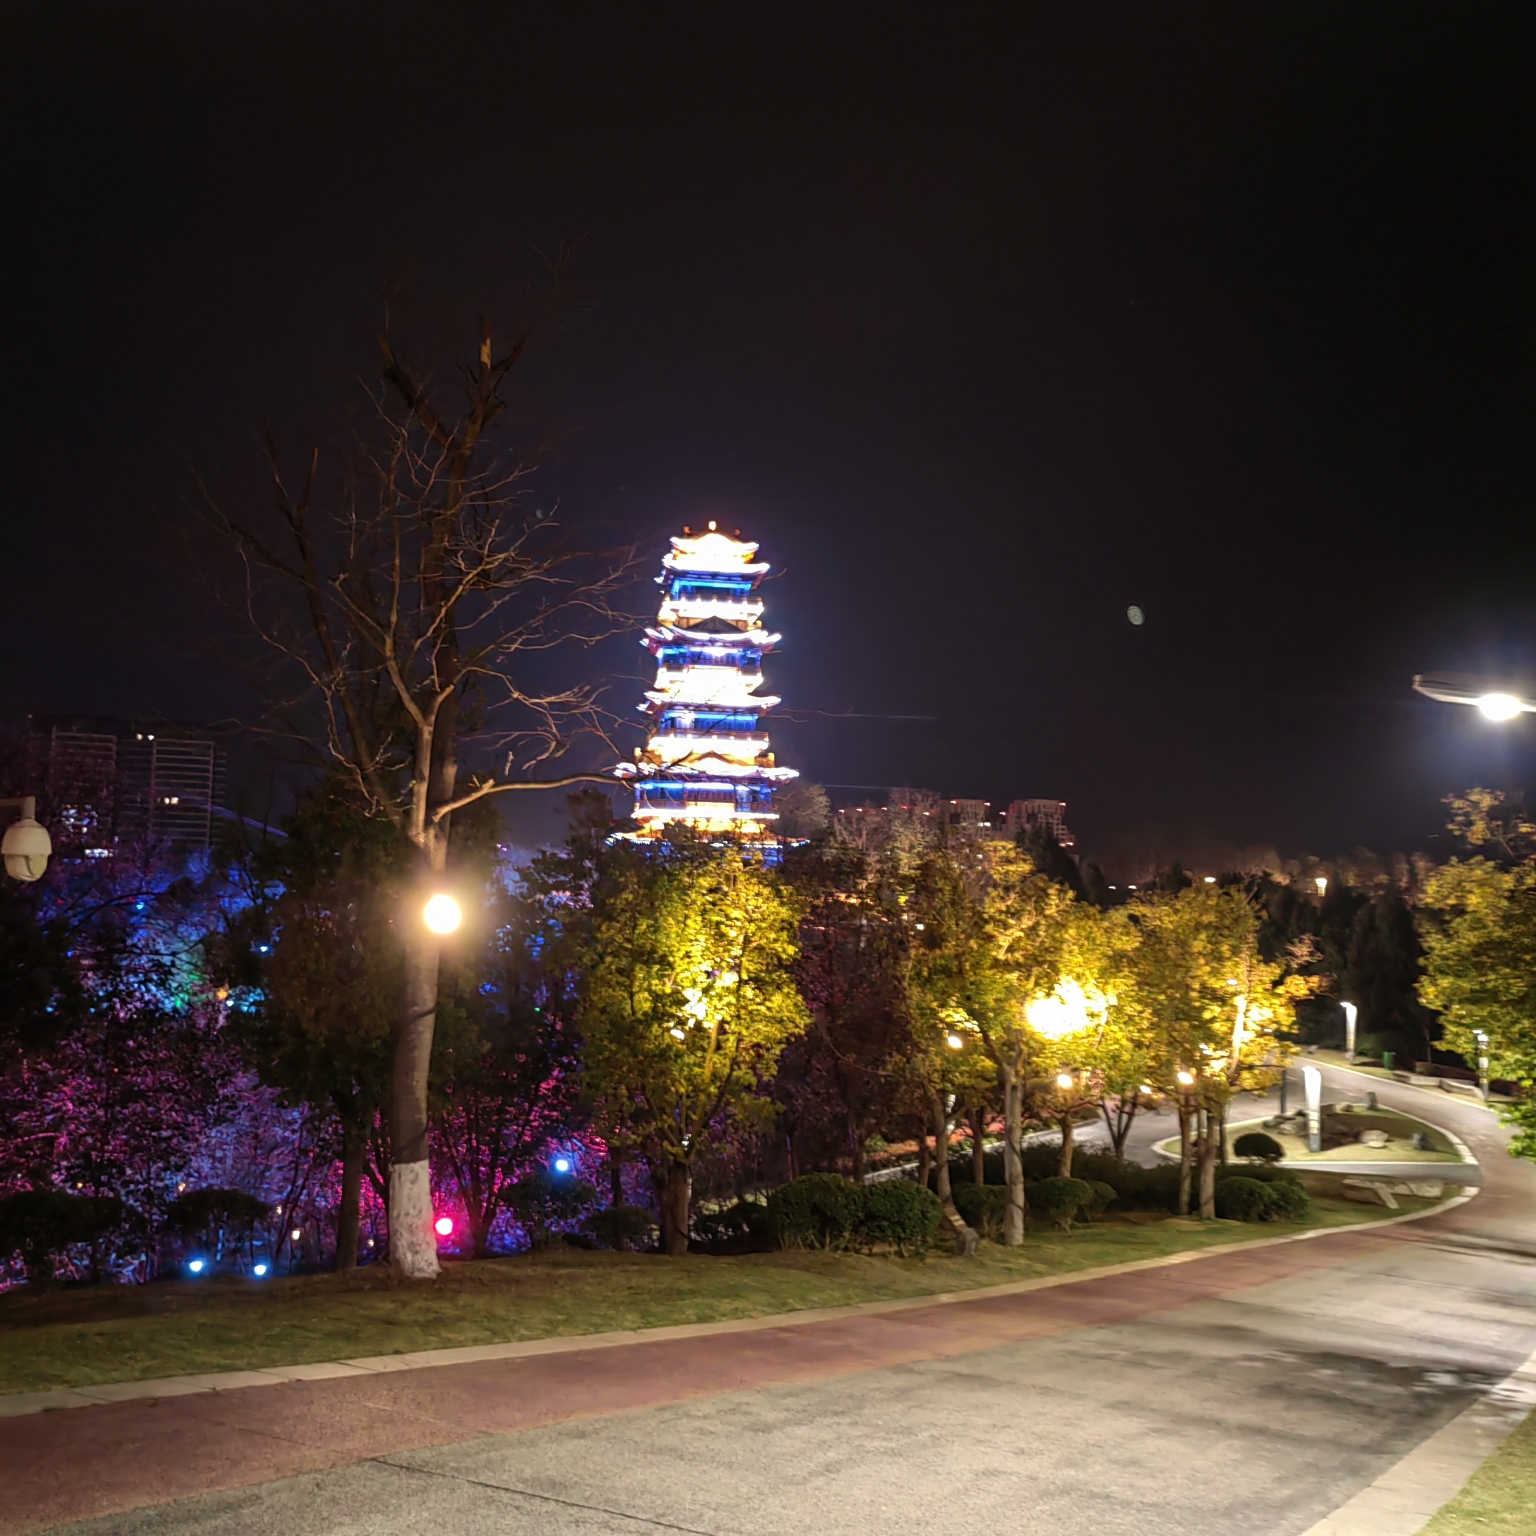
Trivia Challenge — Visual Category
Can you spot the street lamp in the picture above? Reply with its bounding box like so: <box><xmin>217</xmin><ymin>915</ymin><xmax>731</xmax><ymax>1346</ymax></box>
<box><xmin>1</xmin><ymin>797</ymin><xmax>51</xmax><ymax>881</ymax></box>
<box><xmin>423</xmin><ymin>894</ymin><xmax>462</xmax><ymax>934</ymax></box>
<box><xmin>1341</xmin><ymin>1001</ymin><xmax>1358</xmax><ymax>1064</ymax></box>
<box><xmin>1413</xmin><ymin>672</ymin><xmax>1536</xmax><ymax>721</ymax></box>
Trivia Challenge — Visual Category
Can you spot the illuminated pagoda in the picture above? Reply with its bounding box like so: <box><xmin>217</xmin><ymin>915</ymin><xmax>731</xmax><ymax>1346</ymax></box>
<box><xmin>615</xmin><ymin>521</ymin><xmax>796</xmax><ymax>846</ymax></box>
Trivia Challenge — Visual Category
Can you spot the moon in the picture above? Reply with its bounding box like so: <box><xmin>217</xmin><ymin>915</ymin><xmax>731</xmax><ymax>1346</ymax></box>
<box><xmin>1127</xmin><ymin>605</ymin><xmax>1145</xmax><ymax>626</ymax></box>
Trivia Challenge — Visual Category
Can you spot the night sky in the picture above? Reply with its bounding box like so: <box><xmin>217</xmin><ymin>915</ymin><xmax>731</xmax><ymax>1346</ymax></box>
<box><xmin>3</xmin><ymin>4</ymin><xmax>1533</xmax><ymax>865</ymax></box>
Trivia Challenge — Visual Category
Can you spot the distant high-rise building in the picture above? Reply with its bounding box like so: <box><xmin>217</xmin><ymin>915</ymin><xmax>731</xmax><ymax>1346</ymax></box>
<box><xmin>997</xmin><ymin>798</ymin><xmax>1074</xmax><ymax>848</ymax></box>
<box><xmin>944</xmin><ymin>797</ymin><xmax>992</xmax><ymax>832</ymax></box>
<box><xmin>27</xmin><ymin>715</ymin><xmax>228</xmax><ymax>856</ymax></box>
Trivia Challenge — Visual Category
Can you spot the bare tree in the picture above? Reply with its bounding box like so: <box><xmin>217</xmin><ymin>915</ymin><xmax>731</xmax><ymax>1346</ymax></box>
<box><xmin>223</xmin><ymin>323</ymin><xmax>634</xmax><ymax>1277</ymax></box>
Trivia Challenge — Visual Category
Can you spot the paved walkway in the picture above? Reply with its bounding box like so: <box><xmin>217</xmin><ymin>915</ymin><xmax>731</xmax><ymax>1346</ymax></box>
<box><xmin>8</xmin><ymin>1064</ymin><xmax>1536</xmax><ymax>1536</ymax></box>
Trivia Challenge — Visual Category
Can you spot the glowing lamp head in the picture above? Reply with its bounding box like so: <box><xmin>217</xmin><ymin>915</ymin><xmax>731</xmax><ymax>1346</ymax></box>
<box><xmin>423</xmin><ymin>894</ymin><xmax>462</xmax><ymax>934</ymax></box>
<box><xmin>434</xmin><ymin>1215</ymin><xmax>454</xmax><ymax>1238</ymax></box>
<box><xmin>553</xmin><ymin>1157</ymin><xmax>571</xmax><ymax>1173</ymax></box>
<box><xmin>252</xmin><ymin>1263</ymin><xmax>269</xmax><ymax>1278</ymax></box>
<box><xmin>1176</xmin><ymin>1070</ymin><xmax>1196</xmax><ymax>1087</ymax></box>
<box><xmin>187</xmin><ymin>1258</ymin><xmax>205</xmax><ymax>1274</ymax></box>
<box><xmin>946</xmin><ymin>1032</ymin><xmax>965</xmax><ymax>1050</ymax></box>
<box><xmin>290</xmin><ymin>1227</ymin><xmax>303</xmax><ymax>1242</ymax></box>
<box><xmin>1477</xmin><ymin>693</ymin><xmax>1524</xmax><ymax>721</ymax></box>
<box><xmin>1056</xmin><ymin>1072</ymin><xmax>1074</xmax><ymax>1090</ymax></box>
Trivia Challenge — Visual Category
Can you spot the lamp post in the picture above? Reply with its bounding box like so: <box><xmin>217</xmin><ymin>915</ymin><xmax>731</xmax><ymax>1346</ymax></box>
<box><xmin>1412</xmin><ymin>672</ymin><xmax>1536</xmax><ymax>720</ymax></box>
<box><xmin>1473</xmin><ymin>1029</ymin><xmax>1491</xmax><ymax>1102</ymax></box>
<box><xmin>1341</xmin><ymin>1001</ymin><xmax>1358</xmax><ymax>1064</ymax></box>
<box><xmin>1</xmin><ymin>797</ymin><xmax>51</xmax><ymax>882</ymax></box>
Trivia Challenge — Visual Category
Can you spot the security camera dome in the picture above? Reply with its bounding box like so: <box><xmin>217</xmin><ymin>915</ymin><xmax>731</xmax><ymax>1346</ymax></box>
<box><xmin>3</xmin><ymin>816</ymin><xmax>51</xmax><ymax>881</ymax></box>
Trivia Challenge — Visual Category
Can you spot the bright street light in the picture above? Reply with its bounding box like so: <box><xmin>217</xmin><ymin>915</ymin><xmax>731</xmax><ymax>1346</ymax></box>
<box><xmin>1055</xmin><ymin>1072</ymin><xmax>1074</xmax><ymax>1090</ymax></box>
<box><xmin>946</xmin><ymin>1032</ymin><xmax>965</xmax><ymax>1050</ymax></box>
<box><xmin>423</xmin><ymin>894</ymin><xmax>462</xmax><ymax>934</ymax></box>
<box><xmin>1413</xmin><ymin>671</ymin><xmax>1536</xmax><ymax>721</ymax></box>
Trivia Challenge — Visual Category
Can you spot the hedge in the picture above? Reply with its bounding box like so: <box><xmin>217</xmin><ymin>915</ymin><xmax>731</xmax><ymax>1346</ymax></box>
<box><xmin>1027</xmin><ymin>1176</ymin><xmax>1095</xmax><ymax>1230</ymax></box>
<box><xmin>1233</xmin><ymin>1132</ymin><xmax>1285</xmax><ymax>1164</ymax></box>
<box><xmin>1215</xmin><ymin>1175</ymin><xmax>1312</xmax><ymax>1223</ymax></box>
<box><xmin>768</xmin><ymin>1175</ymin><xmax>941</xmax><ymax>1254</ymax></box>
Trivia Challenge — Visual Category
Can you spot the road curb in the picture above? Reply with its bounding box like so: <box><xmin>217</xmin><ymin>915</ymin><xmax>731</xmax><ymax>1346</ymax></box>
<box><xmin>0</xmin><ymin>1186</ymin><xmax>1478</xmax><ymax>1421</ymax></box>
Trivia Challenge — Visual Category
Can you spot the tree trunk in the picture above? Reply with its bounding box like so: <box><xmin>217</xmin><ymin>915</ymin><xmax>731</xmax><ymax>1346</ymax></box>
<box><xmin>1177</xmin><ymin>1100</ymin><xmax>1193</xmax><ymax>1216</ymax></box>
<box><xmin>968</xmin><ymin>1102</ymin><xmax>986</xmax><ymax>1187</ymax></box>
<box><xmin>916</xmin><ymin>1128</ymin><xmax>931</xmax><ymax>1191</ymax></box>
<box><xmin>336</xmin><ymin>1123</ymin><xmax>363</xmax><ymax>1270</ymax></box>
<box><xmin>1000</xmin><ymin>1065</ymin><xmax>1025</xmax><ymax>1246</ymax></box>
<box><xmin>660</xmin><ymin>1159</ymin><xmax>691</xmax><ymax>1256</ymax></box>
<box><xmin>609</xmin><ymin>1152</ymin><xmax>627</xmax><ymax>1252</ymax></box>
<box><xmin>932</xmin><ymin>1090</ymin><xmax>978</xmax><ymax>1256</ymax></box>
<box><xmin>850</xmin><ymin>1109</ymin><xmax>866</xmax><ymax>1183</ymax></box>
<box><xmin>1197</xmin><ymin>1106</ymin><xmax>1219</xmax><ymax>1221</ymax></box>
<box><xmin>1104</xmin><ymin>1094</ymin><xmax>1137</xmax><ymax>1158</ymax></box>
<box><xmin>1057</xmin><ymin>1113</ymin><xmax>1075</xmax><ymax>1178</ymax></box>
<box><xmin>390</xmin><ymin>931</ymin><xmax>441</xmax><ymax>1279</ymax></box>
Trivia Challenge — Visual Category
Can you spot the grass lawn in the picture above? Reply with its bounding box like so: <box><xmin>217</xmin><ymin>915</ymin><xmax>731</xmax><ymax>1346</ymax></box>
<box><xmin>0</xmin><ymin>1185</ymin><xmax>1436</xmax><ymax>1397</ymax></box>
<box><xmin>1421</xmin><ymin>1409</ymin><xmax>1536</xmax><ymax>1535</ymax></box>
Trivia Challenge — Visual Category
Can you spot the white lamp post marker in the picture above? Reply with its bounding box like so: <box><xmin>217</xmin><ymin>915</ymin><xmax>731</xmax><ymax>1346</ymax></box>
<box><xmin>1302</xmin><ymin>1063</ymin><xmax>1323</xmax><ymax>1153</ymax></box>
<box><xmin>1341</xmin><ymin>1001</ymin><xmax>1358</xmax><ymax>1064</ymax></box>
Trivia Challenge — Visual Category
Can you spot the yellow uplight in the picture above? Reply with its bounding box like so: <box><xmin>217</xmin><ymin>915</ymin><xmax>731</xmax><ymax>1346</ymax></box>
<box><xmin>1025</xmin><ymin>980</ymin><xmax>1107</xmax><ymax>1040</ymax></box>
<box><xmin>423</xmin><ymin>894</ymin><xmax>462</xmax><ymax>934</ymax></box>
<box><xmin>1055</xmin><ymin>1072</ymin><xmax>1074</xmax><ymax>1090</ymax></box>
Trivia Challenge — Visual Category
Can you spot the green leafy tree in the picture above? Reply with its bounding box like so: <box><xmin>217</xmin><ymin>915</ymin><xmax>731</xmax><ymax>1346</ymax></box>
<box><xmin>1418</xmin><ymin>857</ymin><xmax>1536</xmax><ymax>1155</ymax></box>
<box><xmin>908</xmin><ymin>842</ymin><xmax>1079</xmax><ymax>1246</ymax></box>
<box><xmin>1124</xmin><ymin>886</ymin><xmax>1308</xmax><ymax>1219</ymax></box>
<box><xmin>574</xmin><ymin>835</ymin><xmax>808</xmax><ymax>1255</ymax></box>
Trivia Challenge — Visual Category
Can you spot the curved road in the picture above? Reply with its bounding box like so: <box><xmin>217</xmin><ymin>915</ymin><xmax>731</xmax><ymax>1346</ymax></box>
<box><xmin>16</xmin><ymin>1062</ymin><xmax>1536</xmax><ymax>1536</ymax></box>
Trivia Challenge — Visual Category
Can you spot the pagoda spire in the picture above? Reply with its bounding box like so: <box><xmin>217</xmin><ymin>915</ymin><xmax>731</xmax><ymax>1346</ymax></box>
<box><xmin>615</xmin><ymin>520</ymin><xmax>796</xmax><ymax>846</ymax></box>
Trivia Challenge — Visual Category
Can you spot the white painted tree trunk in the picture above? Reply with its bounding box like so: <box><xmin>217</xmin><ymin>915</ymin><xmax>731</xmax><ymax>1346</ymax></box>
<box><xmin>388</xmin><ymin>1159</ymin><xmax>439</xmax><ymax>1279</ymax></box>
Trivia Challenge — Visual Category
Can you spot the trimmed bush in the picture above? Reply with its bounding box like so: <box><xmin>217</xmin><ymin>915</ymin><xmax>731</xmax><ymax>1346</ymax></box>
<box><xmin>1214</xmin><ymin>1176</ymin><xmax>1273</xmax><ymax>1222</ymax></box>
<box><xmin>859</xmin><ymin>1181</ymin><xmax>942</xmax><ymax>1256</ymax></box>
<box><xmin>0</xmin><ymin>1189</ymin><xmax>123</xmax><ymax>1287</ymax></box>
<box><xmin>1027</xmin><ymin>1176</ymin><xmax>1094</xmax><ymax>1230</ymax></box>
<box><xmin>951</xmin><ymin>1181</ymin><xmax>1009</xmax><ymax>1241</ymax></box>
<box><xmin>1262</xmin><ymin>1178</ymin><xmax>1311</xmax><ymax>1221</ymax></box>
<box><xmin>767</xmin><ymin>1173</ymin><xmax>865</xmax><ymax>1250</ymax></box>
<box><xmin>1233</xmin><ymin>1132</ymin><xmax>1285</xmax><ymax>1164</ymax></box>
<box><xmin>1083</xmin><ymin>1180</ymin><xmax>1119</xmax><ymax>1219</ymax></box>
<box><xmin>165</xmin><ymin>1188</ymin><xmax>270</xmax><ymax>1242</ymax></box>
<box><xmin>586</xmin><ymin>1204</ymin><xmax>657</xmax><ymax>1250</ymax></box>
<box><xmin>693</xmin><ymin>1200</ymin><xmax>772</xmax><ymax>1251</ymax></box>
<box><xmin>1215</xmin><ymin>1175</ymin><xmax>1313</xmax><ymax>1223</ymax></box>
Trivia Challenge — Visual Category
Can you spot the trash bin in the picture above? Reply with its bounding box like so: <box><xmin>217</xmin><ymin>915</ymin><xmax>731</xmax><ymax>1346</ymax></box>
<box><xmin>1382</xmin><ymin>1051</ymin><xmax>1396</xmax><ymax>1071</ymax></box>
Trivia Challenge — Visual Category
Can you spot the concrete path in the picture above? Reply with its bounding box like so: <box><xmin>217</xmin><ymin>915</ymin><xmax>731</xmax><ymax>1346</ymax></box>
<box><xmin>10</xmin><ymin>1063</ymin><xmax>1536</xmax><ymax>1536</ymax></box>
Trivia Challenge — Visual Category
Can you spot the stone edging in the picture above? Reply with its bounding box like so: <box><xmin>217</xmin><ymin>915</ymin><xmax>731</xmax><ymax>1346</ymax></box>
<box><xmin>0</xmin><ymin>1187</ymin><xmax>1478</xmax><ymax>1420</ymax></box>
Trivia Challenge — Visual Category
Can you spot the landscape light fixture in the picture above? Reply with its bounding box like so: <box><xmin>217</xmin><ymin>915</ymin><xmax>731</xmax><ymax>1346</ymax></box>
<box><xmin>252</xmin><ymin>1263</ymin><xmax>269</xmax><ymax>1278</ymax></box>
<box><xmin>1</xmin><ymin>796</ymin><xmax>51</xmax><ymax>881</ymax></box>
<box><xmin>1413</xmin><ymin>672</ymin><xmax>1536</xmax><ymax>721</ymax></box>
<box><xmin>1056</xmin><ymin>1072</ymin><xmax>1074</xmax><ymax>1090</ymax></box>
<box><xmin>290</xmin><ymin>1227</ymin><xmax>302</xmax><ymax>1242</ymax></box>
<box><xmin>1302</xmin><ymin>1063</ymin><xmax>1323</xmax><ymax>1153</ymax></box>
<box><xmin>1473</xmin><ymin>1029</ymin><xmax>1491</xmax><ymax>1101</ymax></box>
<box><xmin>434</xmin><ymin>1215</ymin><xmax>454</xmax><ymax>1237</ymax></box>
<box><xmin>1175</xmin><ymin>1070</ymin><xmax>1195</xmax><ymax>1087</ymax></box>
<box><xmin>1341</xmin><ymin>1001</ymin><xmax>1359</xmax><ymax>1063</ymax></box>
<box><xmin>423</xmin><ymin>893</ymin><xmax>462</xmax><ymax>934</ymax></box>
<box><xmin>1315</xmin><ymin>876</ymin><xmax>1327</xmax><ymax>897</ymax></box>
<box><xmin>187</xmin><ymin>1259</ymin><xmax>205</xmax><ymax>1274</ymax></box>
<box><xmin>553</xmin><ymin>1157</ymin><xmax>571</xmax><ymax>1173</ymax></box>
<box><xmin>946</xmin><ymin>1032</ymin><xmax>965</xmax><ymax>1050</ymax></box>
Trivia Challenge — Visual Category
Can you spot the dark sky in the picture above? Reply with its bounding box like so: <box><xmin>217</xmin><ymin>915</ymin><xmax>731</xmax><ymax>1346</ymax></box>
<box><xmin>3</xmin><ymin>3</ymin><xmax>1534</xmax><ymax>862</ymax></box>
